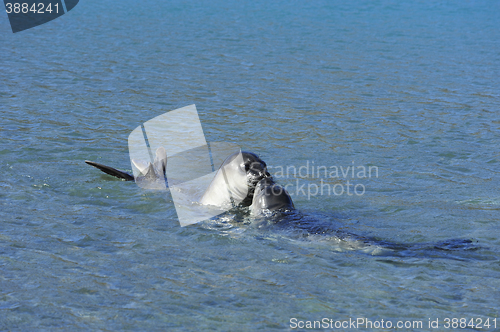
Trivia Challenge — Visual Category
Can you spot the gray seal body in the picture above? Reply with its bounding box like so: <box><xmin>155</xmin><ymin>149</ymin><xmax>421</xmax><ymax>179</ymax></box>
<box><xmin>200</xmin><ymin>151</ymin><xmax>272</xmax><ymax>208</ymax></box>
<box><xmin>250</xmin><ymin>177</ymin><xmax>294</xmax><ymax>216</ymax></box>
<box><xmin>86</xmin><ymin>150</ymin><xmax>273</xmax><ymax>209</ymax></box>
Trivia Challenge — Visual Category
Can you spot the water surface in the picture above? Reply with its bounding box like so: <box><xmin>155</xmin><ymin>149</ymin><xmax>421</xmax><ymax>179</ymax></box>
<box><xmin>1</xmin><ymin>0</ymin><xmax>499</xmax><ymax>330</ymax></box>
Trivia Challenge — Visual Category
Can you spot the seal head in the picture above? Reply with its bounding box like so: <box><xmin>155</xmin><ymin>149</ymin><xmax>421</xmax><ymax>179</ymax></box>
<box><xmin>250</xmin><ymin>177</ymin><xmax>294</xmax><ymax>215</ymax></box>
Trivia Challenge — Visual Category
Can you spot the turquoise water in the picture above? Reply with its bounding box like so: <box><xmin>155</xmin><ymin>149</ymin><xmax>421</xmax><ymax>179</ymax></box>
<box><xmin>1</xmin><ymin>0</ymin><xmax>499</xmax><ymax>330</ymax></box>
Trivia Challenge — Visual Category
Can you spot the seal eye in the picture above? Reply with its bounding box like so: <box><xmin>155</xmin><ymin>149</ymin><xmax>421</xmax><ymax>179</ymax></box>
<box><xmin>249</xmin><ymin>162</ymin><xmax>262</xmax><ymax>173</ymax></box>
<box><xmin>244</xmin><ymin>163</ymin><xmax>250</xmax><ymax>172</ymax></box>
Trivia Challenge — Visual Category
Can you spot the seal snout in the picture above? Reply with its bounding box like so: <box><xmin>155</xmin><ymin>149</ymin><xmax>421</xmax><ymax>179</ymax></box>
<box><xmin>241</xmin><ymin>153</ymin><xmax>271</xmax><ymax>187</ymax></box>
<box><xmin>250</xmin><ymin>177</ymin><xmax>295</xmax><ymax>216</ymax></box>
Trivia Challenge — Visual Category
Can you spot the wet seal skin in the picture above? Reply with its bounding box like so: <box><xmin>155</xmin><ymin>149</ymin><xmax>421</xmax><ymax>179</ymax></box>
<box><xmin>250</xmin><ymin>177</ymin><xmax>294</xmax><ymax>216</ymax></box>
<box><xmin>239</xmin><ymin>152</ymin><xmax>272</xmax><ymax>206</ymax></box>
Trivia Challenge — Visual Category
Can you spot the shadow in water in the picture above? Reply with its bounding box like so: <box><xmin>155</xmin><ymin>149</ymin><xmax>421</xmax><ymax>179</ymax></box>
<box><xmin>213</xmin><ymin>208</ymin><xmax>486</xmax><ymax>261</ymax></box>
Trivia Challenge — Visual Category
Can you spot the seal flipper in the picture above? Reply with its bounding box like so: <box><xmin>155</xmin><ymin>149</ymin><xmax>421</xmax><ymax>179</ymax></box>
<box><xmin>85</xmin><ymin>160</ymin><xmax>135</xmax><ymax>181</ymax></box>
<box><xmin>141</xmin><ymin>162</ymin><xmax>159</xmax><ymax>181</ymax></box>
<box><xmin>153</xmin><ymin>147</ymin><xmax>167</xmax><ymax>178</ymax></box>
<box><xmin>131</xmin><ymin>147</ymin><xmax>167</xmax><ymax>179</ymax></box>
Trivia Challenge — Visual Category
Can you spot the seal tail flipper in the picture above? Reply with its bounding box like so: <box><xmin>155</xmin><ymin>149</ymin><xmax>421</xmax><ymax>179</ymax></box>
<box><xmin>85</xmin><ymin>160</ymin><xmax>135</xmax><ymax>181</ymax></box>
<box><xmin>370</xmin><ymin>238</ymin><xmax>479</xmax><ymax>258</ymax></box>
<box><xmin>142</xmin><ymin>162</ymin><xmax>159</xmax><ymax>181</ymax></box>
<box><xmin>429</xmin><ymin>238</ymin><xmax>477</xmax><ymax>251</ymax></box>
<box><xmin>132</xmin><ymin>147</ymin><xmax>167</xmax><ymax>180</ymax></box>
<box><xmin>153</xmin><ymin>147</ymin><xmax>167</xmax><ymax>178</ymax></box>
<box><xmin>131</xmin><ymin>159</ymin><xmax>150</xmax><ymax>175</ymax></box>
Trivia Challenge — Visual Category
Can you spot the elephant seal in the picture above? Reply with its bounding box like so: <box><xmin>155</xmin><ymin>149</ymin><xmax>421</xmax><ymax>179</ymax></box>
<box><xmin>199</xmin><ymin>151</ymin><xmax>271</xmax><ymax>208</ymax></box>
<box><xmin>85</xmin><ymin>151</ymin><xmax>476</xmax><ymax>254</ymax></box>
<box><xmin>85</xmin><ymin>149</ymin><xmax>274</xmax><ymax>209</ymax></box>
<box><xmin>250</xmin><ymin>177</ymin><xmax>294</xmax><ymax>216</ymax></box>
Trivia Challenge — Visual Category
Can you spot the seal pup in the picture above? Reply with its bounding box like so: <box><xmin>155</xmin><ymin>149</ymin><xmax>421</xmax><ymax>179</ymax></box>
<box><xmin>250</xmin><ymin>177</ymin><xmax>294</xmax><ymax>216</ymax></box>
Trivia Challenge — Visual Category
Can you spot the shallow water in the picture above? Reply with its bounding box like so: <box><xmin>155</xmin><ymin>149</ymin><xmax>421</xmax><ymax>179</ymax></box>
<box><xmin>1</xmin><ymin>0</ymin><xmax>499</xmax><ymax>330</ymax></box>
